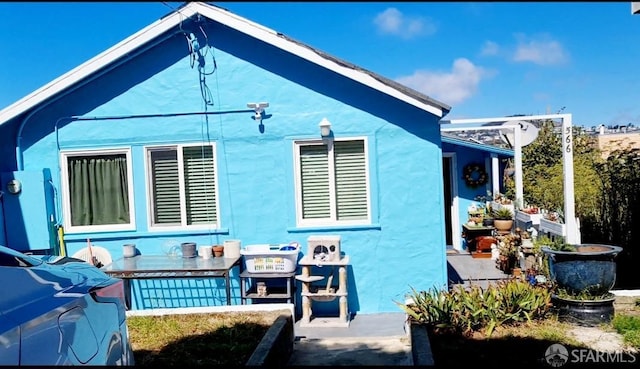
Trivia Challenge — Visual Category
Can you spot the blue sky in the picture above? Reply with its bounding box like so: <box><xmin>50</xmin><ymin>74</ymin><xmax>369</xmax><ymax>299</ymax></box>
<box><xmin>1</xmin><ymin>2</ymin><xmax>639</xmax><ymax>127</ymax></box>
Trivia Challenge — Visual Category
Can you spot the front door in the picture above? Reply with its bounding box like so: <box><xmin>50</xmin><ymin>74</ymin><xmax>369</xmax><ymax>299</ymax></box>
<box><xmin>443</xmin><ymin>156</ymin><xmax>453</xmax><ymax>246</ymax></box>
<box><xmin>442</xmin><ymin>153</ymin><xmax>460</xmax><ymax>250</ymax></box>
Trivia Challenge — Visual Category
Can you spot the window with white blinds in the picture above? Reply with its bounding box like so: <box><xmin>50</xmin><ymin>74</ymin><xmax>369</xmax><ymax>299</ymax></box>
<box><xmin>295</xmin><ymin>138</ymin><xmax>370</xmax><ymax>226</ymax></box>
<box><xmin>147</xmin><ymin>144</ymin><xmax>219</xmax><ymax>229</ymax></box>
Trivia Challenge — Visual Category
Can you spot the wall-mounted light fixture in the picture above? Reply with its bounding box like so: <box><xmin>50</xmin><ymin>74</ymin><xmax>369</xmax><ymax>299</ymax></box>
<box><xmin>319</xmin><ymin>118</ymin><xmax>332</xmax><ymax>138</ymax></box>
<box><xmin>247</xmin><ymin>102</ymin><xmax>269</xmax><ymax>121</ymax></box>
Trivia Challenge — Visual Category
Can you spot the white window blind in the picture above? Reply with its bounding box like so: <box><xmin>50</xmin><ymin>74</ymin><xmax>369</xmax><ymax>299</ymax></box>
<box><xmin>296</xmin><ymin>138</ymin><xmax>369</xmax><ymax>225</ymax></box>
<box><xmin>334</xmin><ymin>140</ymin><xmax>367</xmax><ymax>220</ymax></box>
<box><xmin>183</xmin><ymin>146</ymin><xmax>217</xmax><ymax>225</ymax></box>
<box><xmin>149</xmin><ymin>144</ymin><xmax>218</xmax><ymax>228</ymax></box>
<box><xmin>300</xmin><ymin>144</ymin><xmax>330</xmax><ymax>219</ymax></box>
<box><xmin>150</xmin><ymin>150</ymin><xmax>180</xmax><ymax>224</ymax></box>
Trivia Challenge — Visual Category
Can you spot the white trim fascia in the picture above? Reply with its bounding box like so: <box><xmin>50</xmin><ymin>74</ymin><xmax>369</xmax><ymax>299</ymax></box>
<box><xmin>0</xmin><ymin>8</ymin><xmax>197</xmax><ymax>124</ymax></box>
<box><xmin>192</xmin><ymin>4</ymin><xmax>446</xmax><ymax>117</ymax></box>
<box><xmin>0</xmin><ymin>2</ymin><xmax>446</xmax><ymax>125</ymax></box>
<box><xmin>442</xmin><ymin>113</ymin><xmax>570</xmax><ymax>125</ymax></box>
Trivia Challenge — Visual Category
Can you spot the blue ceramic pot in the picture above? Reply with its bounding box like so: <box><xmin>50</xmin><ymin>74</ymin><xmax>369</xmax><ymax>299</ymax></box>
<box><xmin>542</xmin><ymin>244</ymin><xmax>623</xmax><ymax>295</ymax></box>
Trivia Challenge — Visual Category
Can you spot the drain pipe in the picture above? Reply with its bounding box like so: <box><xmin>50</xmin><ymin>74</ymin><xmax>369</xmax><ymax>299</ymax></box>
<box><xmin>16</xmin><ymin>29</ymin><xmax>184</xmax><ymax>171</ymax></box>
<box><xmin>53</xmin><ymin>110</ymin><xmax>254</xmax><ymax>150</ymax></box>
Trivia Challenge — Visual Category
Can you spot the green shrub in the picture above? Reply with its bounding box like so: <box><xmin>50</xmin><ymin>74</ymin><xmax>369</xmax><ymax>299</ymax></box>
<box><xmin>396</xmin><ymin>279</ymin><xmax>552</xmax><ymax>337</ymax></box>
<box><xmin>612</xmin><ymin>314</ymin><xmax>640</xmax><ymax>349</ymax></box>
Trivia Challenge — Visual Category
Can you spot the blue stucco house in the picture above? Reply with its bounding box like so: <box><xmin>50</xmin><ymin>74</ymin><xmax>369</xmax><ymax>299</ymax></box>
<box><xmin>0</xmin><ymin>3</ymin><xmax>512</xmax><ymax>314</ymax></box>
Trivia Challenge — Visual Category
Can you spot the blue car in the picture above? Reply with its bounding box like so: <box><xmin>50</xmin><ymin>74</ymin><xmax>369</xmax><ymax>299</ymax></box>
<box><xmin>0</xmin><ymin>245</ymin><xmax>134</xmax><ymax>365</ymax></box>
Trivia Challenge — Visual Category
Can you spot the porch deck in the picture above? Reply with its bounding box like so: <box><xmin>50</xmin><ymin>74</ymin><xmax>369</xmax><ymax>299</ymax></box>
<box><xmin>446</xmin><ymin>248</ymin><xmax>510</xmax><ymax>289</ymax></box>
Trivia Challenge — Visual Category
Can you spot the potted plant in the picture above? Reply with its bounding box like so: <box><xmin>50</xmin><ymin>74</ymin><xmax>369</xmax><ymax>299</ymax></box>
<box><xmin>493</xmin><ymin>207</ymin><xmax>514</xmax><ymax>233</ymax></box>
<box><xmin>482</xmin><ymin>213</ymin><xmax>495</xmax><ymax>227</ymax></box>
<box><xmin>496</xmin><ymin>233</ymin><xmax>519</xmax><ymax>274</ymax></box>
<box><xmin>540</xmin><ymin>240</ymin><xmax>623</xmax><ymax>326</ymax></box>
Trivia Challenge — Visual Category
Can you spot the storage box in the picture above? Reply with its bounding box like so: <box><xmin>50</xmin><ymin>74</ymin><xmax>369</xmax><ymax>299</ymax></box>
<box><xmin>241</xmin><ymin>244</ymin><xmax>300</xmax><ymax>273</ymax></box>
<box><xmin>307</xmin><ymin>235</ymin><xmax>341</xmax><ymax>263</ymax></box>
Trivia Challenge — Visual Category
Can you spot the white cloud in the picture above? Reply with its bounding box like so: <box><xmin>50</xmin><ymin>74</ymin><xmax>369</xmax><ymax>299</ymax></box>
<box><xmin>394</xmin><ymin>58</ymin><xmax>495</xmax><ymax>105</ymax></box>
<box><xmin>373</xmin><ymin>7</ymin><xmax>436</xmax><ymax>39</ymax></box>
<box><xmin>480</xmin><ymin>40</ymin><xmax>499</xmax><ymax>56</ymax></box>
<box><xmin>512</xmin><ymin>34</ymin><xmax>569</xmax><ymax>65</ymax></box>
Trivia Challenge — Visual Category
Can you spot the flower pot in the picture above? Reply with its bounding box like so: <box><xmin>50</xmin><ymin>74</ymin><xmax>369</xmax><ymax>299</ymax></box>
<box><xmin>494</xmin><ymin>219</ymin><xmax>513</xmax><ymax>232</ymax></box>
<box><xmin>552</xmin><ymin>294</ymin><xmax>616</xmax><ymax>327</ymax></box>
<box><xmin>542</xmin><ymin>244</ymin><xmax>623</xmax><ymax>295</ymax></box>
<box><xmin>212</xmin><ymin>245</ymin><xmax>224</xmax><ymax>258</ymax></box>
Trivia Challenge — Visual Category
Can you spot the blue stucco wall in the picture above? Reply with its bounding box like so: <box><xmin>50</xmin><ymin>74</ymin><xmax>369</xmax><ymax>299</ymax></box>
<box><xmin>0</xmin><ymin>24</ymin><xmax>447</xmax><ymax>313</ymax></box>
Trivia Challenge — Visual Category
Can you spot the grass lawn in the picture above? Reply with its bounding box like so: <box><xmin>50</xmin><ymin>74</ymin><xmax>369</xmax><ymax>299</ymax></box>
<box><xmin>125</xmin><ymin>304</ymin><xmax>640</xmax><ymax>367</ymax></box>
<box><xmin>428</xmin><ymin>319</ymin><xmax>596</xmax><ymax>367</ymax></box>
<box><xmin>428</xmin><ymin>309</ymin><xmax>640</xmax><ymax>368</ymax></box>
<box><xmin>126</xmin><ymin>310</ymin><xmax>285</xmax><ymax>367</ymax></box>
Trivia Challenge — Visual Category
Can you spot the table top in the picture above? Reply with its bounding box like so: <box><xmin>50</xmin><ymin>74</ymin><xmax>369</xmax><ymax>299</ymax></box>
<box><xmin>101</xmin><ymin>254</ymin><xmax>241</xmax><ymax>275</ymax></box>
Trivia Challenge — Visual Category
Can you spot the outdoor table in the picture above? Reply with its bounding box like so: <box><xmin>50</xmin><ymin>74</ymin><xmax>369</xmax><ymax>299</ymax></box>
<box><xmin>101</xmin><ymin>254</ymin><xmax>242</xmax><ymax>310</ymax></box>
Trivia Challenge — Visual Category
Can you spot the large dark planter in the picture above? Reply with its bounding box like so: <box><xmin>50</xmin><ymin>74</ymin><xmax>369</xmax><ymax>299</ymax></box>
<box><xmin>541</xmin><ymin>244</ymin><xmax>623</xmax><ymax>295</ymax></box>
<box><xmin>551</xmin><ymin>295</ymin><xmax>616</xmax><ymax>327</ymax></box>
<box><xmin>542</xmin><ymin>244</ymin><xmax>622</xmax><ymax>326</ymax></box>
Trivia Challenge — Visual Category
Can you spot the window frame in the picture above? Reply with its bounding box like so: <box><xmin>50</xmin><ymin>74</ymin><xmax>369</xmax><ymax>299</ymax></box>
<box><xmin>60</xmin><ymin>147</ymin><xmax>136</xmax><ymax>234</ymax></box>
<box><xmin>293</xmin><ymin>136</ymin><xmax>371</xmax><ymax>227</ymax></box>
<box><xmin>144</xmin><ymin>143</ymin><xmax>221</xmax><ymax>231</ymax></box>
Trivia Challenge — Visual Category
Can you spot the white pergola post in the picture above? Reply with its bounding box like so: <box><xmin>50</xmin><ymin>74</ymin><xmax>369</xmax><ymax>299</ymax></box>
<box><xmin>561</xmin><ymin>114</ymin><xmax>579</xmax><ymax>244</ymax></box>
<box><xmin>513</xmin><ymin>124</ymin><xmax>523</xmax><ymax>206</ymax></box>
<box><xmin>490</xmin><ymin>154</ymin><xmax>499</xmax><ymax>196</ymax></box>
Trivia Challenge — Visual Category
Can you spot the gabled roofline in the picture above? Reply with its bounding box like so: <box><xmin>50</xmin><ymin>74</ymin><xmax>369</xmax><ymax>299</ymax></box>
<box><xmin>0</xmin><ymin>2</ymin><xmax>450</xmax><ymax>126</ymax></box>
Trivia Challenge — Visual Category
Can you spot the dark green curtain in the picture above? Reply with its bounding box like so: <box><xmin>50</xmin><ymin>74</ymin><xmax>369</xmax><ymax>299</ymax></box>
<box><xmin>69</xmin><ymin>154</ymin><xmax>130</xmax><ymax>226</ymax></box>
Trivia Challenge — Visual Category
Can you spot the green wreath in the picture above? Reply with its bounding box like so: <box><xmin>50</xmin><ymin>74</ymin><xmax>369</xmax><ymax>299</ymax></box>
<box><xmin>463</xmin><ymin>162</ymin><xmax>488</xmax><ymax>188</ymax></box>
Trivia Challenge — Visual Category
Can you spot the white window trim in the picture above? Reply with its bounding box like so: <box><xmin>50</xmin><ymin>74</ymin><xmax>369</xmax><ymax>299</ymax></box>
<box><xmin>60</xmin><ymin>147</ymin><xmax>136</xmax><ymax>234</ymax></box>
<box><xmin>144</xmin><ymin>143</ymin><xmax>221</xmax><ymax>232</ymax></box>
<box><xmin>293</xmin><ymin>136</ymin><xmax>371</xmax><ymax>227</ymax></box>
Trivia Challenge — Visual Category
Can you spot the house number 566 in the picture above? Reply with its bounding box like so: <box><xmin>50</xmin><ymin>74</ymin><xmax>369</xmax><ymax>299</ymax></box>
<box><xmin>564</xmin><ymin>127</ymin><xmax>572</xmax><ymax>153</ymax></box>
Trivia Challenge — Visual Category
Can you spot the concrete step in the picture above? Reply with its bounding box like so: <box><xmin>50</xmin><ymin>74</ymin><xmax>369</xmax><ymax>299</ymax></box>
<box><xmin>287</xmin><ymin>337</ymin><xmax>412</xmax><ymax>366</ymax></box>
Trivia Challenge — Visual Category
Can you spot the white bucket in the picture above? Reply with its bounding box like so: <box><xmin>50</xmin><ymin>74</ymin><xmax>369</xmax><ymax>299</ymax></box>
<box><xmin>223</xmin><ymin>240</ymin><xmax>241</xmax><ymax>259</ymax></box>
<box><xmin>199</xmin><ymin>245</ymin><xmax>213</xmax><ymax>259</ymax></box>
<box><xmin>123</xmin><ymin>244</ymin><xmax>137</xmax><ymax>258</ymax></box>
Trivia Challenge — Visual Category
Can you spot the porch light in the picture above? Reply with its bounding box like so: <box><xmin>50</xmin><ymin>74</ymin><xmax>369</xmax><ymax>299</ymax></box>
<box><xmin>319</xmin><ymin>118</ymin><xmax>332</xmax><ymax>138</ymax></box>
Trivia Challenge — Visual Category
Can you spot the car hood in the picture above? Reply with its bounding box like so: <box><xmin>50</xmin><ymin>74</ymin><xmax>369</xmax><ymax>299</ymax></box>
<box><xmin>0</xmin><ymin>261</ymin><xmax>112</xmax><ymax>318</ymax></box>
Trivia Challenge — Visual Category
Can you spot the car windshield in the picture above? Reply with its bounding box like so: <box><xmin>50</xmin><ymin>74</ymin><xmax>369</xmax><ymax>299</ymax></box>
<box><xmin>0</xmin><ymin>245</ymin><xmax>44</xmax><ymax>267</ymax></box>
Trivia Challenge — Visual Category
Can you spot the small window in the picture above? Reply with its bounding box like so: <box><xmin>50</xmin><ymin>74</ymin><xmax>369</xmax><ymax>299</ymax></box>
<box><xmin>60</xmin><ymin>149</ymin><xmax>135</xmax><ymax>233</ymax></box>
<box><xmin>293</xmin><ymin>138</ymin><xmax>370</xmax><ymax>227</ymax></box>
<box><xmin>146</xmin><ymin>144</ymin><xmax>219</xmax><ymax>229</ymax></box>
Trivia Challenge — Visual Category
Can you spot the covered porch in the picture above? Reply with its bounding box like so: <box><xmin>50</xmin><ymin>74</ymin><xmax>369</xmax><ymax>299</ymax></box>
<box><xmin>440</xmin><ymin>113</ymin><xmax>580</xmax><ymax>252</ymax></box>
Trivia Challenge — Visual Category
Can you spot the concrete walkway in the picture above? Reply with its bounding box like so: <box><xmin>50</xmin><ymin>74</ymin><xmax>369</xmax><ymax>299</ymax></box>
<box><xmin>287</xmin><ymin>313</ymin><xmax>413</xmax><ymax>366</ymax></box>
